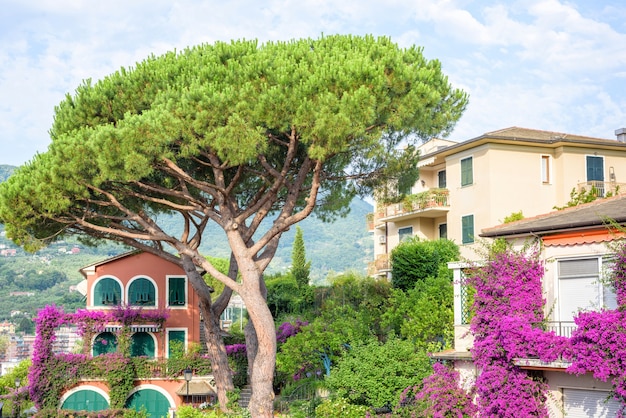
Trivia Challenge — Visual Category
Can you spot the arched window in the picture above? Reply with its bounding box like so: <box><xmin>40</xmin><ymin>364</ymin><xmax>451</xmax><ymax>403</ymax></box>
<box><xmin>93</xmin><ymin>332</ymin><xmax>118</xmax><ymax>356</ymax></box>
<box><xmin>128</xmin><ymin>278</ymin><xmax>155</xmax><ymax>306</ymax></box>
<box><xmin>130</xmin><ymin>332</ymin><xmax>155</xmax><ymax>358</ymax></box>
<box><xmin>93</xmin><ymin>278</ymin><xmax>122</xmax><ymax>306</ymax></box>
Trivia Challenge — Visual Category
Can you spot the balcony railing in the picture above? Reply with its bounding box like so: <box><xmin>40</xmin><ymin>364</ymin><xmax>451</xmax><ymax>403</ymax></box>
<box><xmin>544</xmin><ymin>321</ymin><xmax>577</xmax><ymax>337</ymax></box>
<box><xmin>375</xmin><ymin>189</ymin><xmax>450</xmax><ymax>222</ymax></box>
<box><xmin>577</xmin><ymin>181</ymin><xmax>625</xmax><ymax>198</ymax></box>
<box><xmin>367</xmin><ymin>254</ymin><xmax>390</xmax><ymax>276</ymax></box>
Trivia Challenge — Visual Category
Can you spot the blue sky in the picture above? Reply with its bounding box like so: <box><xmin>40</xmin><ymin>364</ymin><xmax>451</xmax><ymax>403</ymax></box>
<box><xmin>1</xmin><ymin>0</ymin><xmax>626</xmax><ymax>166</ymax></box>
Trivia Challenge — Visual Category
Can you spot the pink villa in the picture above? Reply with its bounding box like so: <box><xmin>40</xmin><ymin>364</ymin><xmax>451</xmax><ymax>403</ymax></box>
<box><xmin>31</xmin><ymin>251</ymin><xmax>216</xmax><ymax>417</ymax></box>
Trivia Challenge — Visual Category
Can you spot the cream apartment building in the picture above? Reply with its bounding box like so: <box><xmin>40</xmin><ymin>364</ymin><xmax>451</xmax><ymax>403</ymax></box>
<box><xmin>368</xmin><ymin>126</ymin><xmax>626</xmax><ymax>277</ymax></box>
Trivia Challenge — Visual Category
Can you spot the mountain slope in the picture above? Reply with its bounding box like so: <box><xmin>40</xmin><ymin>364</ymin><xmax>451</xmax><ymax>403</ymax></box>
<box><xmin>0</xmin><ymin>164</ymin><xmax>373</xmax><ymax>281</ymax></box>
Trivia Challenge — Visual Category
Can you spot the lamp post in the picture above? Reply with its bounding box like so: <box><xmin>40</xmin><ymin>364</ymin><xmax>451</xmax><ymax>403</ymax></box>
<box><xmin>184</xmin><ymin>368</ymin><xmax>193</xmax><ymax>404</ymax></box>
<box><xmin>14</xmin><ymin>377</ymin><xmax>21</xmax><ymax>418</ymax></box>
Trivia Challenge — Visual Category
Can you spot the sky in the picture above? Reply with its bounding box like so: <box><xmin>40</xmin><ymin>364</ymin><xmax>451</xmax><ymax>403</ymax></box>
<box><xmin>1</xmin><ymin>0</ymin><xmax>626</xmax><ymax>166</ymax></box>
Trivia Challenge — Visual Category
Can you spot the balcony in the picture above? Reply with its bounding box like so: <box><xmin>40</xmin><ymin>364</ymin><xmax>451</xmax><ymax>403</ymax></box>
<box><xmin>367</xmin><ymin>254</ymin><xmax>390</xmax><ymax>277</ymax></box>
<box><xmin>376</xmin><ymin>189</ymin><xmax>450</xmax><ymax>223</ymax></box>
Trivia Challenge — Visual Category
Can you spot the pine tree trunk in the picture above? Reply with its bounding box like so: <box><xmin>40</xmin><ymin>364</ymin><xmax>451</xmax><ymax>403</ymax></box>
<box><xmin>241</xmin><ymin>284</ymin><xmax>276</xmax><ymax>418</ymax></box>
<box><xmin>181</xmin><ymin>255</ymin><xmax>234</xmax><ymax>412</ymax></box>
<box><xmin>199</xmin><ymin>297</ymin><xmax>234</xmax><ymax>410</ymax></box>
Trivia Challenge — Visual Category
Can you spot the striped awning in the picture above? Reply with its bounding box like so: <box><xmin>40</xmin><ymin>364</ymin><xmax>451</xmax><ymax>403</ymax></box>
<box><xmin>104</xmin><ymin>325</ymin><xmax>122</xmax><ymax>332</ymax></box>
<box><xmin>130</xmin><ymin>324</ymin><xmax>160</xmax><ymax>332</ymax></box>
<box><xmin>102</xmin><ymin>324</ymin><xmax>160</xmax><ymax>333</ymax></box>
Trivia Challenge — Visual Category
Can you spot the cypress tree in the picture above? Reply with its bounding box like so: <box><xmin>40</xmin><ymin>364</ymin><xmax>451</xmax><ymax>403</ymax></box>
<box><xmin>291</xmin><ymin>226</ymin><xmax>311</xmax><ymax>288</ymax></box>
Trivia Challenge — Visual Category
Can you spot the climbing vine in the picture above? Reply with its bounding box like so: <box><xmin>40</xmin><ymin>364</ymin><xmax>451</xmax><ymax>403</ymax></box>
<box><xmin>29</xmin><ymin>305</ymin><xmax>170</xmax><ymax>410</ymax></box>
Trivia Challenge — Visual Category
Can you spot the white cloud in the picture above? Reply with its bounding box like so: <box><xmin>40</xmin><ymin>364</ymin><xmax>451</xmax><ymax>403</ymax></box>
<box><xmin>0</xmin><ymin>0</ymin><xmax>625</xmax><ymax>166</ymax></box>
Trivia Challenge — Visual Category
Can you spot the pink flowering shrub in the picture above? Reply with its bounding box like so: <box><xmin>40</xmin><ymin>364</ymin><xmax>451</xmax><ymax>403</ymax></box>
<box><xmin>276</xmin><ymin>319</ymin><xmax>308</xmax><ymax>344</ymax></box>
<box><xmin>415</xmin><ymin>362</ymin><xmax>477</xmax><ymax>418</ymax></box>
<box><xmin>467</xmin><ymin>248</ymin><xmax>568</xmax><ymax>417</ymax></box>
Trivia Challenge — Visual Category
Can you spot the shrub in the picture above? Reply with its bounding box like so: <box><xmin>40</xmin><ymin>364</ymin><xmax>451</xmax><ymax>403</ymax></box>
<box><xmin>315</xmin><ymin>397</ymin><xmax>371</xmax><ymax>418</ymax></box>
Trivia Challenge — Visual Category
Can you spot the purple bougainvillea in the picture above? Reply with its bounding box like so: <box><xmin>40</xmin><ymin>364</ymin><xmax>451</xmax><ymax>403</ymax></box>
<box><xmin>416</xmin><ymin>362</ymin><xmax>477</xmax><ymax>417</ymax></box>
<box><xmin>466</xmin><ymin>248</ymin><xmax>564</xmax><ymax>417</ymax></box>
<box><xmin>417</xmin><ymin>241</ymin><xmax>626</xmax><ymax>417</ymax></box>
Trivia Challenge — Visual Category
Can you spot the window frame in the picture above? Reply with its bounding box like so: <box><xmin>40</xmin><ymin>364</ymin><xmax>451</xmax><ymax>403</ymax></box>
<box><xmin>127</xmin><ymin>276</ymin><xmax>157</xmax><ymax>307</ymax></box>
<box><xmin>438</xmin><ymin>223</ymin><xmax>448</xmax><ymax>240</ymax></box>
<box><xmin>398</xmin><ymin>226</ymin><xmax>413</xmax><ymax>242</ymax></box>
<box><xmin>461</xmin><ymin>214</ymin><xmax>474</xmax><ymax>244</ymax></box>
<box><xmin>460</xmin><ymin>156</ymin><xmax>473</xmax><ymax>187</ymax></box>
<box><xmin>130</xmin><ymin>331</ymin><xmax>157</xmax><ymax>358</ymax></box>
<box><xmin>167</xmin><ymin>275</ymin><xmax>187</xmax><ymax>308</ymax></box>
<box><xmin>166</xmin><ymin>328</ymin><xmax>188</xmax><ymax>359</ymax></box>
<box><xmin>541</xmin><ymin>155</ymin><xmax>551</xmax><ymax>184</ymax></box>
<box><xmin>437</xmin><ymin>170</ymin><xmax>447</xmax><ymax>188</ymax></box>
<box><xmin>556</xmin><ymin>255</ymin><xmax>617</xmax><ymax>322</ymax></box>
<box><xmin>585</xmin><ymin>155</ymin><xmax>604</xmax><ymax>182</ymax></box>
<box><xmin>92</xmin><ymin>276</ymin><xmax>123</xmax><ymax>308</ymax></box>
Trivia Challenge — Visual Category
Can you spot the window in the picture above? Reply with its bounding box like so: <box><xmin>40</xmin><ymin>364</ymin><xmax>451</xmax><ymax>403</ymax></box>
<box><xmin>586</xmin><ymin>155</ymin><xmax>605</xmax><ymax>196</ymax></box>
<box><xmin>398</xmin><ymin>226</ymin><xmax>413</xmax><ymax>242</ymax></box>
<box><xmin>541</xmin><ymin>155</ymin><xmax>550</xmax><ymax>184</ymax></box>
<box><xmin>167</xmin><ymin>329</ymin><xmax>186</xmax><ymax>358</ymax></box>
<box><xmin>130</xmin><ymin>332</ymin><xmax>156</xmax><ymax>357</ymax></box>
<box><xmin>461</xmin><ymin>157</ymin><xmax>473</xmax><ymax>186</ymax></box>
<box><xmin>168</xmin><ymin>276</ymin><xmax>186</xmax><ymax>307</ymax></box>
<box><xmin>439</xmin><ymin>223</ymin><xmax>447</xmax><ymax>239</ymax></box>
<box><xmin>128</xmin><ymin>278</ymin><xmax>156</xmax><ymax>306</ymax></box>
<box><xmin>586</xmin><ymin>155</ymin><xmax>604</xmax><ymax>182</ymax></box>
<box><xmin>558</xmin><ymin>257</ymin><xmax>617</xmax><ymax>322</ymax></box>
<box><xmin>438</xmin><ymin>170</ymin><xmax>447</xmax><ymax>188</ymax></box>
<box><xmin>461</xmin><ymin>215</ymin><xmax>474</xmax><ymax>244</ymax></box>
<box><xmin>93</xmin><ymin>278</ymin><xmax>121</xmax><ymax>306</ymax></box>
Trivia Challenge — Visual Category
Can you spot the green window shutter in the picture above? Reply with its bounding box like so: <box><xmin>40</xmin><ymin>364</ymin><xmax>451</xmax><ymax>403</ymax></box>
<box><xmin>586</xmin><ymin>156</ymin><xmax>604</xmax><ymax>181</ymax></box>
<box><xmin>93</xmin><ymin>332</ymin><xmax>117</xmax><ymax>356</ymax></box>
<box><xmin>168</xmin><ymin>277</ymin><xmax>186</xmax><ymax>306</ymax></box>
<box><xmin>94</xmin><ymin>279</ymin><xmax>121</xmax><ymax>306</ymax></box>
<box><xmin>438</xmin><ymin>170</ymin><xmax>447</xmax><ymax>188</ymax></box>
<box><xmin>168</xmin><ymin>330</ymin><xmax>186</xmax><ymax>358</ymax></box>
<box><xmin>130</xmin><ymin>332</ymin><xmax>155</xmax><ymax>358</ymax></box>
<box><xmin>461</xmin><ymin>157</ymin><xmax>473</xmax><ymax>186</ymax></box>
<box><xmin>462</xmin><ymin>215</ymin><xmax>474</xmax><ymax>244</ymax></box>
<box><xmin>129</xmin><ymin>278</ymin><xmax>155</xmax><ymax>306</ymax></box>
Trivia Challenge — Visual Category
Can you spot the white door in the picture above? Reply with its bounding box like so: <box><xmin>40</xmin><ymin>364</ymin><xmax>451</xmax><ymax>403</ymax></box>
<box><xmin>563</xmin><ymin>388</ymin><xmax>621</xmax><ymax>417</ymax></box>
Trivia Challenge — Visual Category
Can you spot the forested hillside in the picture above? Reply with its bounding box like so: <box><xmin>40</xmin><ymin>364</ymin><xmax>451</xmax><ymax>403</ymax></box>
<box><xmin>0</xmin><ymin>164</ymin><xmax>373</xmax><ymax>318</ymax></box>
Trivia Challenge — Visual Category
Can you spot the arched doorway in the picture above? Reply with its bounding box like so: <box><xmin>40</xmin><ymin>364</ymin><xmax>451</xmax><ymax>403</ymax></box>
<box><xmin>61</xmin><ymin>388</ymin><xmax>109</xmax><ymax>411</ymax></box>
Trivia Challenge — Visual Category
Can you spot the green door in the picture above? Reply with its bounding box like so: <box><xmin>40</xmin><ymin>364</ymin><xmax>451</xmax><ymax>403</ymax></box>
<box><xmin>168</xmin><ymin>330</ymin><xmax>186</xmax><ymax>358</ymax></box>
<box><xmin>62</xmin><ymin>389</ymin><xmax>109</xmax><ymax>411</ymax></box>
<box><xmin>125</xmin><ymin>389</ymin><xmax>171</xmax><ymax>417</ymax></box>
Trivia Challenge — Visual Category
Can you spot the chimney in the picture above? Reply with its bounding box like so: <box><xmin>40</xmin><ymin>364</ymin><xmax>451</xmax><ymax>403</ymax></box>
<box><xmin>615</xmin><ymin>128</ymin><xmax>626</xmax><ymax>143</ymax></box>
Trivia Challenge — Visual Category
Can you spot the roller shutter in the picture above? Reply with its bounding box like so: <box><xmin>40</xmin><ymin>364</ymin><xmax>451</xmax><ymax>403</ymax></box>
<box><xmin>563</xmin><ymin>388</ymin><xmax>620</xmax><ymax>417</ymax></box>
